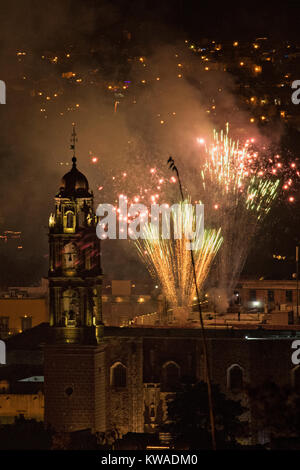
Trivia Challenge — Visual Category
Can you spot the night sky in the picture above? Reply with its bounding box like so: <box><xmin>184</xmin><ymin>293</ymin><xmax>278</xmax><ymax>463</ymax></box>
<box><xmin>0</xmin><ymin>0</ymin><xmax>299</xmax><ymax>286</ymax></box>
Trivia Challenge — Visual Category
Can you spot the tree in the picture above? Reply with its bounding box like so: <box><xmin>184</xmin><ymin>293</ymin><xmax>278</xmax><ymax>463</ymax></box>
<box><xmin>162</xmin><ymin>381</ymin><xmax>247</xmax><ymax>449</ymax></box>
<box><xmin>247</xmin><ymin>381</ymin><xmax>300</xmax><ymax>448</ymax></box>
<box><xmin>0</xmin><ymin>417</ymin><xmax>53</xmax><ymax>449</ymax></box>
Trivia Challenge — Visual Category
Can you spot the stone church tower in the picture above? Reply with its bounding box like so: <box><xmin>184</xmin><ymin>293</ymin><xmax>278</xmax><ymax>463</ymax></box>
<box><xmin>47</xmin><ymin>127</ymin><xmax>103</xmax><ymax>342</ymax></box>
<box><xmin>44</xmin><ymin>127</ymin><xmax>105</xmax><ymax>433</ymax></box>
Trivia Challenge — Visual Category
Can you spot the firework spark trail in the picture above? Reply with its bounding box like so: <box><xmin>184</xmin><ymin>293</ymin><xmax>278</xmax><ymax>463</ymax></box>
<box><xmin>93</xmin><ymin>144</ymin><xmax>179</xmax><ymax>224</ymax></box>
<box><xmin>198</xmin><ymin>126</ymin><xmax>280</xmax><ymax>304</ymax></box>
<box><xmin>136</xmin><ymin>201</ymin><xmax>222</xmax><ymax>308</ymax></box>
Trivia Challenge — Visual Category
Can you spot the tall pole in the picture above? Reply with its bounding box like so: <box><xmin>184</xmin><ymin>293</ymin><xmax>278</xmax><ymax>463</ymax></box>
<box><xmin>296</xmin><ymin>246</ymin><xmax>299</xmax><ymax>323</ymax></box>
<box><xmin>167</xmin><ymin>157</ymin><xmax>217</xmax><ymax>450</ymax></box>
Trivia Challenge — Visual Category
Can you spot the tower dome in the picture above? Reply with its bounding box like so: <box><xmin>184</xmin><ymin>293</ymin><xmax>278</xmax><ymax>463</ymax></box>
<box><xmin>57</xmin><ymin>156</ymin><xmax>92</xmax><ymax>198</ymax></box>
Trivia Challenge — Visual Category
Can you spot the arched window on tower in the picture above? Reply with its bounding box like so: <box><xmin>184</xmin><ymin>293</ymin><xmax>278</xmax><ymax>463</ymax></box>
<box><xmin>227</xmin><ymin>364</ymin><xmax>244</xmax><ymax>393</ymax></box>
<box><xmin>64</xmin><ymin>210</ymin><xmax>76</xmax><ymax>233</ymax></box>
<box><xmin>62</xmin><ymin>289</ymin><xmax>79</xmax><ymax>327</ymax></box>
<box><xmin>110</xmin><ymin>362</ymin><xmax>127</xmax><ymax>388</ymax></box>
<box><xmin>161</xmin><ymin>361</ymin><xmax>180</xmax><ymax>392</ymax></box>
<box><xmin>67</xmin><ymin>212</ymin><xmax>74</xmax><ymax>227</ymax></box>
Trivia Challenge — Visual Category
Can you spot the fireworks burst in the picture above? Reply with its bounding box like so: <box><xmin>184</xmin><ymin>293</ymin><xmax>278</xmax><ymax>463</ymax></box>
<box><xmin>136</xmin><ymin>201</ymin><xmax>223</xmax><ymax>308</ymax></box>
<box><xmin>90</xmin><ymin>122</ymin><xmax>295</xmax><ymax>309</ymax></box>
<box><xmin>198</xmin><ymin>125</ymin><xmax>280</xmax><ymax>305</ymax></box>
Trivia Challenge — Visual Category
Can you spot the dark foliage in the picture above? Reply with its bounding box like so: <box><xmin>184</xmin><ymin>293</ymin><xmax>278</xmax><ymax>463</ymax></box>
<box><xmin>162</xmin><ymin>381</ymin><xmax>247</xmax><ymax>449</ymax></box>
<box><xmin>247</xmin><ymin>381</ymin><xmax>300</xmax><ymax>448</ymax></box>
<box><xmin>0</xmin><ymin>417</ymin><xmax>52</xmax><ymax>449</ymax></box>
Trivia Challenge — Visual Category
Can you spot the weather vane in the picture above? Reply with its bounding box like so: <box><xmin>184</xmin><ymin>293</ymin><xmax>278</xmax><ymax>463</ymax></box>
<box><xmin>70</xmin><ymin>123</ymin><xmax>77</xmax><ymax>162</ymax></box>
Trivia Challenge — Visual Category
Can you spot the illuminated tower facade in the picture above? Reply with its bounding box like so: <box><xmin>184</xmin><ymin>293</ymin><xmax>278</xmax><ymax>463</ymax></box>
<box><xmin>45</xmin><ymin>128</ymin><xmax>105</xmax><ymax>433</ymax></box>
<box><xmin>48</xmin><ymin>128</ymin><xmax>103</xmax><ymax>343</ymax></box>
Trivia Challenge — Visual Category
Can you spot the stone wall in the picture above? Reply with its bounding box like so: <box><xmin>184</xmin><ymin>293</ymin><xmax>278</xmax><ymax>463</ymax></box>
<box><xmin>44</xmin><ymin>327</ymin><xmax>298</xmax><ymax>443</ymax></box>
<box><xmin>44</xmin><ymin>344</ymin><xmax>100</xmax><ymax>432</ymax></box>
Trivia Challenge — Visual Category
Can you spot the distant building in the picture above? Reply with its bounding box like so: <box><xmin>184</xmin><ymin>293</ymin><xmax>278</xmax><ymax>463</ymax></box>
<box><xmin>0</xmin><ymin>230</ymin><xmax>22</xmax><ymax>248</ymax></box>
<box><xmin>2</xmin><ymin>276</ymin><xmax>299</xmax><ymax>338</ymax></box>
<box><xmin>0</xmin><ymin>358</ymin><xmax>44</xmax><ymax>424</ymax></box>
<box><xmin>102</xmin><ymin>280</ymin><xmax>160</xmax><ymax>326</ymax></box>
<box><xmin>237</xmin><ymin>279</ymin><xmax>300</xmax><ymax>315</ymax></box>
<box><xmin>0</xmin><ymin>390</ymin><xmax>44</xmax><ymax>424</ymax></box>
<box><xmin>0</xmin><ymin>279</ymin><xmax>48</xmax><ymax>338</ymax></box>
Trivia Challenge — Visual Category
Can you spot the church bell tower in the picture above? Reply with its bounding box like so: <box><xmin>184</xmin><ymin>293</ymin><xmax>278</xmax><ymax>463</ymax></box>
<box><xmin>45</xmin><ymin>127</ymin><xmax>105</xmax><ymax>433</ymax></box>
<box><xmin>48</xmin><ymin>126</ymin><xmax>103</xmax><ymax>344</ymax></box>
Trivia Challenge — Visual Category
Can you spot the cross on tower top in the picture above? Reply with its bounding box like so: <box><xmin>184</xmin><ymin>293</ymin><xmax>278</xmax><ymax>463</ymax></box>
<box><xmin>70</xmin><ymin>123</ymin><xmax>78</xmax><ymax>165</ymax></box>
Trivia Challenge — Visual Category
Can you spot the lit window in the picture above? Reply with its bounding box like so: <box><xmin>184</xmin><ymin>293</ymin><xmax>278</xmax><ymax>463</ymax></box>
<box><xmin>64</xmin><ymin>210</ymin><xmax>76</xmax><ymax>233</ymax></box>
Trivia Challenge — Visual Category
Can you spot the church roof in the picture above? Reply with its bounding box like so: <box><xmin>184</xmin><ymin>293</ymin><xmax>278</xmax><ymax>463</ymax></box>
<box><xmin>57</xmin><ymin>157</ymin><xmax>92</xmax><ymax>198</ymax></box>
